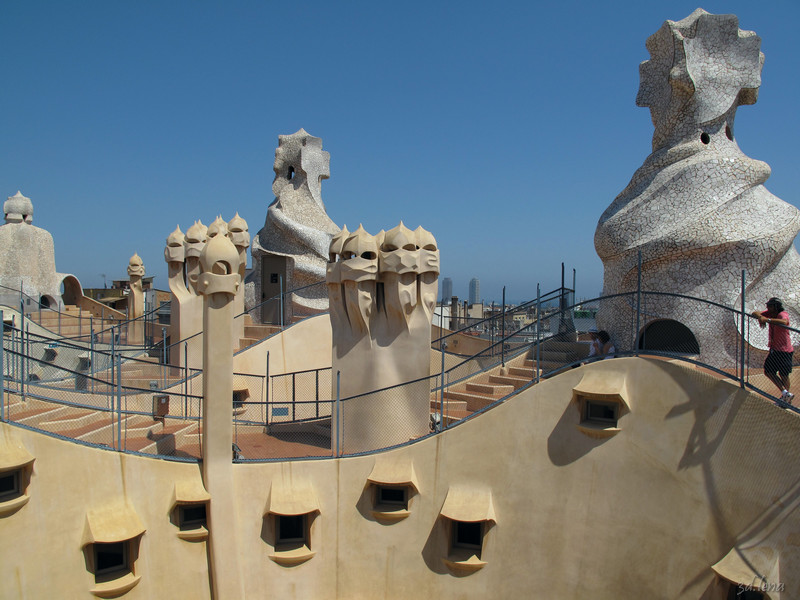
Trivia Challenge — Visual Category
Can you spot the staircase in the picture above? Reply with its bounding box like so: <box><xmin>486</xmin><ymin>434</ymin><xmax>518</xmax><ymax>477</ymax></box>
<box><xmin>238</xmin><ymin>314</ymin><xmax>281</xmax><ymax>351</ymax></box>
<box><xmin>5</xmin><ymin>395</ymin><xmax>201</xmax><ymax>458</ymax></box>
<box><xmin>28</xmin><ymin>304</ymin><xmax>123</xmax><ymax>340</ymax></box>
<box><xmin>430</xmin><ymin>337</ymin><xmax>591</xmax><ymax>424</ymax></box>
<box><xmin>43</xmin><ymin>354</ymin><xmax>184</xmax><ymax>395</ymax></box>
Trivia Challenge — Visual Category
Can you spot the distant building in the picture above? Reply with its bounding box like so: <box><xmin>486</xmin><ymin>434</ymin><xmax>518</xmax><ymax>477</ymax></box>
<box><xmin>441</xmin><ymin>277</ymin><xmax>453</xmax><ymax>302</ymax></box>
<box><xmin>469</xmin><ymin>277</ymin><xmax>480</xmax><ymax>305</ymax></box>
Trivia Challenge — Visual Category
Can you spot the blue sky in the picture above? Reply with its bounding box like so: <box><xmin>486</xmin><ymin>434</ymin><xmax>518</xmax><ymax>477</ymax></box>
<box><xmin>3</xmin><ymin>1</ymin><xmax>799</xmax><ymax>304</ymax></box>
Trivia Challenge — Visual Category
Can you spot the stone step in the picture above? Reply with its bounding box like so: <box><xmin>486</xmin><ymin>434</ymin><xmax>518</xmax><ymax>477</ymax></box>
<box><xmin>442</xmin><ymin>390</ymin><xmax>496</xmax><ymax>412</ymax></box>
<box><xmin>239</xmin><ymin>338</ymin><xmax>260</xmax><ymax>352</ymax></box>
<box><xmin>488</xmin><ymin>374</ymin><xmax>529</xmax><ymax>389</ymax></box>
<box><xmin>537</xmin><ymin>350</ymin><xmax>577</xmax><ymax>362</ymax></box>
<box><xmin>14</xmin><ymin>404</ymin><xmax>69</xmax><ymax>426</ymax></box>
<box><xmin>539</xmin><ymin>340</ymin><xmax>586</xmax><ymax>353</ymax></box>
<box><xmin>244</xmin><ymin>325</ymin><xmax>279</xmax><ymax>339</ymax></box>
<box><xmin>125</xmin><ymin>421</ymin><xmax>198</xmax><ymax>454</ymax></box>
<box><xmin>39</xmin><ymin>408</ymin><xmax>102</xmax><ymax>429</ymax></box>
<box><xmin>508</xmin><ymin>366</ymin><xmax>535</xmax><ymax>378</ymax></box>
<box><xmin>64</xmin><ymin>414</ymin><xmax>131</xmax><ymax>441</ymax></box>
<box><xmin>538</xmin><ymin>360</ymin><xmax>572</xmax><ymax>372</ymax></box>
<box><xmin>465</xmin><ymin>382</ymin><xmax>514</xmax><ymax>396</ymax></box>
<box><xmin>430</xmin><ymin>398</ymin><xmax>468</xmax><ymax>412</ymax></box>
<box><xmin>440</xmin><ymin>411</ymin><xmax>470</xmax><ymax>425</ymax></box>
<box><xmin>75</xmin><ymin>414</ymin><xmax>148</xmax><ymax>445</ymax></box>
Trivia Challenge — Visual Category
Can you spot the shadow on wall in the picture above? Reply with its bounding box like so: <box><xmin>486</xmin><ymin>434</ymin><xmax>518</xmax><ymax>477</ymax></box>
<box><xmin>546</xmin><ymin>373</ymin><xmax>616</xmax><ymax>467</ymax></box>
<box><xmin>658</xmin><ymin>360</ymin><xmax>800</xmax><ymax>585</ymax></box>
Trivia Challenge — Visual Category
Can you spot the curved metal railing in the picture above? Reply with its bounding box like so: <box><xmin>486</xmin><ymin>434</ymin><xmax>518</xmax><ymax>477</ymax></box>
<box><xmin>3</xmin><ymin>283</ymin><xmax>799</xmax><ymax>464</ymax></box>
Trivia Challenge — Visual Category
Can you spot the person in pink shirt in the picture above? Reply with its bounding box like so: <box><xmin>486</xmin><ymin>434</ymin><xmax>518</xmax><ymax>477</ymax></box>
<box><xmin>752</xmin><ymin>297</ymin><xmax>794</xmax><ymax>404</ymax></box>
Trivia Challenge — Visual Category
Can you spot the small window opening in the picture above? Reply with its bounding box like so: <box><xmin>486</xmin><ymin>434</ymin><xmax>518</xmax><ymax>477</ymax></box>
<box><xmin>453</xmin><ymin>520</ymin><xmax>483</xmax><ymax>550</ymax></box>
<box><xmin>700</xmin><ymin>132</ymin><xmax>711</xmax><ymax>144</ymax></box>
<box><xmin>287</xmin><ymin>166</ymin><xmax>294</xmax><ymax>180</ymax></box>
<box><xmin>232</xmin><ymin>390</ymin><xmax>247</xmax><ymax>409</ymax></box>
<box><xmin>584</xmin><ymin>400</ymin><xmax>619</xmax><ymax>426</ymax></box>
<box><xmin>179</xmin><ymin>503</ymin><xmax>207</xmax><ymax>528</ymax></box>
<box><xmin>277</xmin><ymin>514</ymin><xmax>306</xmax><ymax>544</ymax></box>
<box><xmin>725</xmin><ymin>125</ymin><xmax>733</xmax><ymax>141</ymax></box>
<box><xmin>377</xmin><ymin>485</ymin><xmax>407</xmax><ymax>508</ymax></box>
<box><xmin>93</xmin><ymin>541</ymin><xmax>128</xmax><ymax>578</ymax></box>
<box><xmin>0</xmin><ymin>470</ymin><xmax>20</xmax><ymax>500</ymax></box>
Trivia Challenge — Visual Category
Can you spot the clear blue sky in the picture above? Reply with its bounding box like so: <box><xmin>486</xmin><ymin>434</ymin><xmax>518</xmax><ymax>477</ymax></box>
<box><xmin>3</xmin><ymin>1</ymin><xmax>799</xmax><ymax>304</ymax></box>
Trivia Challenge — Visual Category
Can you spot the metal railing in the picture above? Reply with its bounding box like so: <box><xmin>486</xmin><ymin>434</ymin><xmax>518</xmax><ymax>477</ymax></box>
<box><xmin>3</xmin><ymin>271</ymin><xmax>799</xmax><ymax>463</ymax></box>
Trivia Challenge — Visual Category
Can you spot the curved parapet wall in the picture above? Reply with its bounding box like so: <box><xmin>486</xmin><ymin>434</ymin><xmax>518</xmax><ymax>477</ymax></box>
<box><xmin>595</xmin><ymin>9</ymin><xmax>800</xmax><ymax>367</ymax></box>
<box><xmin>4</xmin><ymin>358</ymin><xmax>800</xmax><ymax>598</ymax></box>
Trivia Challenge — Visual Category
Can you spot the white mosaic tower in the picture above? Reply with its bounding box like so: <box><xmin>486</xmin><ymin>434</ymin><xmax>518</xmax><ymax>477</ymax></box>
<box><xmin>248</xmin><ymin>129</ymin><xmax>340</xmax><ymax>324</ymax></box>
<box><xmin>595</xmin><ymin>9</ymin><xmax>800</xmax><ymax>366</ymax></box>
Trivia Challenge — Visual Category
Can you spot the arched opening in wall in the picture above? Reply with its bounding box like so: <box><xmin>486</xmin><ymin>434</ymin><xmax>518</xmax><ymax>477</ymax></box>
<box><xmin>638</xmin><ymin>319</ymin><xmax>700</xmax><ymax>355</ymax></box>
<box><xmin>39</xmin><ymin>296</ymin><xmax>51</xmax><ymax>309</ymax></box>
<box><xmin>61</xmin><ymin>275</ymin><xmax>83</xmax><ymax>307</ymax></box>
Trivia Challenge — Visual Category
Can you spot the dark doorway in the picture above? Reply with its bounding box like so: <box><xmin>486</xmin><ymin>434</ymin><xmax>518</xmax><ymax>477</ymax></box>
<box><xmin>638</xmin><ymin>319</ymin><xmax>700</xmax><ymax>354</ymax></box>
<box><xmin>260</xmin><ymin>254</ymin><xmax>288</xmax><ymax>325</ymax></box>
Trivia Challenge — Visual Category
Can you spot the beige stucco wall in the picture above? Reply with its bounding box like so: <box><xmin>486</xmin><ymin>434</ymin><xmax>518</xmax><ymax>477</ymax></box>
<box><xmin>2</xmin><ymin>357</ymin><xmax>799</xmax><ymax>598</ymax></box>
<box><xmin>232</xmin><ymin>314</ymin><xmax>332</xmax><ymax>376</ymax></box>
<box><xmin>0</xmin><ymin>431</ymin><xmax>210</xmax><ymax>599</ymax></box>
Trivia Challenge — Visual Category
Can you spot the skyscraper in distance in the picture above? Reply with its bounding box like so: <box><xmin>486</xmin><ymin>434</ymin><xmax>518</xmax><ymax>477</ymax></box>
<box><xmin>441</xmin><ymin>277</ymin><xmax>453</xmax><ymax>301</ymax></box>
<box><xmin>469</xmin><ymin>278</ymin><xmax>480</xmax><ymax>305</ymax></box>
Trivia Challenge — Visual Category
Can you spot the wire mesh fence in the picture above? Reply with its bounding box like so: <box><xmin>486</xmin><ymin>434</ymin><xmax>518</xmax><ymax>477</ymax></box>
<box><xmin>4</xmin><ymin>276</ymin><xmax>800</xmax><ymax>463</ymax></box>
<box><xmin>1</xmin><ymin>329</ymin><xmax>203</xmax><ymax>460</ymax></box>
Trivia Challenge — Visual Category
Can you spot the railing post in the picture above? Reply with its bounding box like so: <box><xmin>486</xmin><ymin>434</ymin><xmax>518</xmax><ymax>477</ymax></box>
<box><xmin>335</xmin><ymin>370</ymin><xmax>341</xmax><ymax>458</ymax></box>
<box><xmin>635</xmin><ymin>250</ymin><xmax>642</xmax><ymax>356</ymax></box>
<box><xmin>110</xmin><ymin>327</ymin><xmax>115</xmax><ymax>411</ymax></box>
<box><xmin>536</xmin><ymin>284</ymin><xmax>541</xmax><ymax>384</ymax></box>
<box><xmin>20</xmin><ymin>317</ymin><xmax>26</xmax><ymax>401</ymax></box>
<box><xmin>90</xmin><ymin>322</ymin><xmax>95</xmax><ymax>394</ymax></box>
<box><xmin>501</xmin><ymin>286</ymin><xmax>506</xmax><ymax>368</ymax></box>
<box><xmin>560</xmin><ymin>262</ymin><xmax>566</xmax><ymax>337</ymax></box>
<box><xmin>161</xmin><ymin>327</ymin><xmax>167</xmax><ymax>389</ymax></box>
<box><xmin>315</xmin><ymin>368</ymin><xmax>320</xmax><ymax>419</ymax></box>
<box><xmin>740</xmin><ymin>270</ymin><xmax>746</xmax><ymax>388</ymax></box>
<box><xmin>291</xmin><ymin>372</ymin><xmax>296</xmax><ymax>421</ymax></box>
<box><xmin>572</xmin><ymin>268</ymin><xmax>577</xmax><ymax>309</ymax></box>
<box><xmin>265</xmin><ymin>351</ymin><xmax>270</xmax><ymax>427</ymax></box>
<box><xmin>117</xmin><ymin>351</ymin><xmax>123</xmax><ymax>451</ymax></box>
<box><xmin>184</xmin><ymin>341</ymin><xmax>189</xmax><ymax>419</ymax></box>
<box><xmin>1</xmin><ymin>309</ymin><xmax>4</xmax><ymax>422</ymax></box>
<box><xmin>279</xmin><ymin>276</ymin><xmax>284</xmax><ymax>330</ymax></box>
<box><xmin>440</xmin><ymin>335</ymin><xmax>446</xmax><ymax>431</ymax></box>
<box><xmin>10</xmin><ymin>327</ymin><xmax>15</xmax><ymax>389</ymax></box>
<box><xmin>490</xmin><ymin>301</ymin><xmax>495</xmax><ymax>353</ymax></box>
